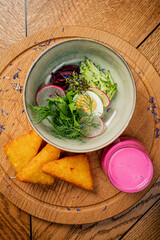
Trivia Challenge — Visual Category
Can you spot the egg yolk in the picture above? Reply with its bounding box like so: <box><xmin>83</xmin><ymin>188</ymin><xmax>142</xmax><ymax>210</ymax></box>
<box><xmin>76</xmin><ymin>95</ymin><xmax>97</xmax><ymax>113</ymax></box>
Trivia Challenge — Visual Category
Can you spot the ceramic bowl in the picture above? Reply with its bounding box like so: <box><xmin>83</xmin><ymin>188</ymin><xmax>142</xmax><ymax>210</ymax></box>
<box><xmin>24</xmin><ymin>38</ymin><xmax>136</xmax><ymax>152</ymax></box>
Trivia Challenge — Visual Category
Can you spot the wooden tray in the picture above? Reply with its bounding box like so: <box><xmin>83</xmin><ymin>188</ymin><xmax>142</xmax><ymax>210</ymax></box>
<box><xmin>0</xmin><ymin>26</ymin><xmax>160</xmax><ymax>224</ymax></box>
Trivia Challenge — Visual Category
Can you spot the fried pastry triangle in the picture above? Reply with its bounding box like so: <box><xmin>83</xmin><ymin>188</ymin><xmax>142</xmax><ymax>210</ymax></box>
<box><xmin>42</xmin><ymin>154</ymin><xmax>93</xmax><ymax>190</ymax></box>
<box><xmin>16</xmin><ymin>144</ymin><xmax>61</xmax><ymax>185</ymax></box>
<box><xmin>3</xmin><ymin>130</ymin><xmax>42</xmax><ymax>173</ymax></box>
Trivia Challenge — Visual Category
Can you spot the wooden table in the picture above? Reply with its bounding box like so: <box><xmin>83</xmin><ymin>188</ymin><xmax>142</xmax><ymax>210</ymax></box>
<box><xmin>0</xmin><ymin>1</ymin><xmax>160</xmax><ymax>239</ymax></box>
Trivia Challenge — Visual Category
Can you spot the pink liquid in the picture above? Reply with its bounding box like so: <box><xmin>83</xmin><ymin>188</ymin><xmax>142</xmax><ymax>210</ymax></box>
<box><xmin>107</xmin><ymin>147</ymin><xmax>153</xmax><ymax>193</ymax></box>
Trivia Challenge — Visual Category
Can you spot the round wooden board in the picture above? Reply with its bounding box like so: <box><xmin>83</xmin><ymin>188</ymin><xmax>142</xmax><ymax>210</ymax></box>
<box><xmin>0</xmin><ymin>26</ymin><xmax>160</xmax><ymax>224</ymax></box>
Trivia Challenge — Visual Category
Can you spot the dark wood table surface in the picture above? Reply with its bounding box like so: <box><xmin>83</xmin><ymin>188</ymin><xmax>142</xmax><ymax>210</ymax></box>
<box><xmin>0</xmin><ymin>1</ymin><xmax>160</xmax><ymax>239</ymax></box>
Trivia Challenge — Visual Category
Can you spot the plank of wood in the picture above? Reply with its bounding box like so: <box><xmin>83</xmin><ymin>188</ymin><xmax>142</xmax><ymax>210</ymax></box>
<box><xmin>0</xmin><ymin>193</ymin><xmax>30</xmax><ymax>240</ymax></box>
<box><xmin>121</xmin><ymin>198</ymin><xmax>160</xmax><ymax>240</ymax></box>
<box><xmin>27</xmin><ymin>0</ymin><xmax>160</xmax><ymax>47</ymax></box>
<box><xmin>0</xmin><ymin>0</ymin><xmax>25</xmax><ymax>56</ymax></box>
<box><xmin>32</xmin><ymin>178</ymin><xmax>160</xmax><ymax>240</ymax></box>
<box><xmin>138</xmin><ymin>25</ymin><xmax>160</xmax><ymax>75</ymax></box>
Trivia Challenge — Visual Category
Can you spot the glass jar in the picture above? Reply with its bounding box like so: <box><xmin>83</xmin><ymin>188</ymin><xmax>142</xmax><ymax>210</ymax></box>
<box><xmin>101</xmin><ymin>136</ymin><xmax>153</xmax><ymax>193</ymax></box>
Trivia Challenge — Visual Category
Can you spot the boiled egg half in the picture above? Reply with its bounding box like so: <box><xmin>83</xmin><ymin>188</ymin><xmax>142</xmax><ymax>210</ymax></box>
<box><xmin>74</xmin><ymin>90</ymin><xmax>103</xmax><ymax>117</ymax></box>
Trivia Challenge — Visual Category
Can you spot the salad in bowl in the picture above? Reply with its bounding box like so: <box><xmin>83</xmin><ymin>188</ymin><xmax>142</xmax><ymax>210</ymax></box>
<box><xmin>24</xmin><ymin>38</ymin><xmax>136</xmax><ymax>152</ymax></box>
<box><xmin>29</xmin><ymin>58</ymin><xmax>117</xmax><ymax>140</ymax></box>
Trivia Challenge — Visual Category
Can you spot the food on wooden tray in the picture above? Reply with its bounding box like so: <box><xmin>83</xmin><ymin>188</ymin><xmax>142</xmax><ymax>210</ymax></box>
<box><xmin>3</xmin><ymin>130</ymin><xmax>42</xmax><ymax>173</ymax></box>
<box><xmin>4</xmin><ymin>129</ymin><xmax>94</xmax><ymax>189</ymax></box>
<box><xmin>29</xmin><ymin>58</ymin><xmax>117</xmax><ymax>141</ymax></box>
<box><xmin>42</xmin><ymin>154</ymin><xmax>93</xmax><ymax>190</ymax></box>
<box><xmin>16</xmin><ymin>144</ymin><xmax>61</xmax><ymax>185</ymax></box>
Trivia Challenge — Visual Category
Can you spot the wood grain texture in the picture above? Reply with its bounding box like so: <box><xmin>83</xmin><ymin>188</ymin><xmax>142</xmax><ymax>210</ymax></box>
<box><xmin>0</xmin><ymin>26</ymin><xmax>160</xmax><ymax>225</ymax></box>
<box><xmin>138</xmin><ymin>25</ymin><xmax>160</xmax><ymax>75</ymax></box>
<box><xmin>27</xmin><ymin>0</ymin><xmax>160</xmax><ymax>47</ymax></box>
<box><xmin>0</xmin><ymin>193</ymin><xmax>30</xmax><ymax>240</ymax></box>
<box><xmin>0</xmin><ymin>0</ymin><xmax>25</xmax><ymax>56</ymax></box>
<box><xmin>121</xmin><ymin>198</ymin><xmax>160</xmax><ymax>240</ymax></box>
<box><xmin>0</xmin><ymin>2</ymin><xmax>30</xmax><ymax>239</ymax></box>
<box><xmin>0</xmin><ymin>0</ymin><xmax>159</xmax><ymax>237</ymax></box>
<box><xmin>32</xmin><ymin>178</ymin><xmax>160</xmax><ymax>240</ymax></box>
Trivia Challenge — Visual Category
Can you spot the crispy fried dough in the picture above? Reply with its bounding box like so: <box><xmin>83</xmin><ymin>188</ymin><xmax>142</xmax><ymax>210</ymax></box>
<box><xmin>16</xmin><ymin>144</ymin><xmax>61</xmax><ymax>185</ymax></box>
<box><xmin>3</xmin><ymin>130</ymin><xmax>42</xmax><ymax>173</ymax></box>
<box><xmin>42</xmin><ymin>154</ymin><xmax>93</xmax><ymax>190</ymax></box>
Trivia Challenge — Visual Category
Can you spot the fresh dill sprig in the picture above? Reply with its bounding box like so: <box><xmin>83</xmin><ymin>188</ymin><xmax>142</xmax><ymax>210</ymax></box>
<box><xmin>28</xmin><ymin>91</ymin><xmax>98</xmax><ymax>141</ymax></box>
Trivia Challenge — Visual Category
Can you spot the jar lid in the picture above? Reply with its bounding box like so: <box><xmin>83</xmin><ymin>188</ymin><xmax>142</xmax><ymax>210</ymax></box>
<box><xmin>105</xmin><ymin>147</ymin><xmax>153</xmax><ymax>193</ymax></box>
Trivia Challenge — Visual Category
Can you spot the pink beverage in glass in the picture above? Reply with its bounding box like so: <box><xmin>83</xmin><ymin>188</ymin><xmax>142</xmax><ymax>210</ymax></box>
<box><xmin>101</xmin><ymin>137</ymin><xmax>153</xmax><ymax>193</ymax></box>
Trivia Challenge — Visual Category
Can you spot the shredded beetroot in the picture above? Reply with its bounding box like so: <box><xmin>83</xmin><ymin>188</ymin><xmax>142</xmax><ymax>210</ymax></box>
<box><xmin>50</xmin><ymin>64</ymin><xmax>80</xmax><ymax>90</ymax></box>
<box><xmin>60</xmin><ymin>65</ymin><xmax>80</xmax><ymax>73</ymax></box>
<box><xmin>52</xmin><ymin>71</ymin><xmax>73</xmax><ymax>80</ymax></box>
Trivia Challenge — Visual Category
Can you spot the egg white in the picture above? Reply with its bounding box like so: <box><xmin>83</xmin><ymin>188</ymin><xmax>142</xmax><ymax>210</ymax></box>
<box><xmin>74</xmin><ymin>91</ymin><xmax>103</xmax><ymax>117</ymax></box>
<box><xmin>86</xmin><ymin>91</ymin><xmax>103</xmax><ymax>117</ymax></box>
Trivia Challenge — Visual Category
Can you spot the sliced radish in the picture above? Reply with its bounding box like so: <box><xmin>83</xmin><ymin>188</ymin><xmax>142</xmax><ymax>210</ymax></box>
<box><xmin>89</xmin><ymin>87</ymin><xmax>110</xmax><ymax>107</ymax></box>
<box><xmin>83</xmin><ymin>116</ymin><xmax>104</xmax><ymax>138</ymax></box>
<box><xmin>36</xmin><ymin>85</ymin><xmax>66</xmax><ymax>106</ymax></box>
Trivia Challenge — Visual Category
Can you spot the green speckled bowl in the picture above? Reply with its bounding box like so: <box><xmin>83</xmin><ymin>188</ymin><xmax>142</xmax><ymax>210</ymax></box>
<box><xmin>24</xmin><ymin>38</ymin><xmax>136</xmax><ymax>152</ymax></box>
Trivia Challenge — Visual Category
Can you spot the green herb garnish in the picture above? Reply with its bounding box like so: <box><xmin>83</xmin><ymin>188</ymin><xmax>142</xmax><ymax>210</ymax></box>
<box><xmin>28</xmin><ymin>91</ymin><xmax>98</xmax><ymax>141</ymax></box>
<box><xmin>65</xmin><ymin>72</ymin><xmax>90</xmax><ymax>94</ymax></box>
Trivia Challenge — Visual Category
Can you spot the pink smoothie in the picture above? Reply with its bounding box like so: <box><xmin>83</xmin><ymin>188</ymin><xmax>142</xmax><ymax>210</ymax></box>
<box><xmin>107</xmin><ymin>147</ymin><xmax>153</xmax><ymax>193</ymax></box>
<box><xmin>101</xmin><ymin>137</ymin><xmax>153</xmax><ymax>193</ymax></box>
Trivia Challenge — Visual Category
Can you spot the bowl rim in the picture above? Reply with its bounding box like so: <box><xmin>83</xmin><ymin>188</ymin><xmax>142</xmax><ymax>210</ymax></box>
<box><xmin>23</xmin><ymin>37</ymin><xmax>136</xmax><ymax>152</ymax></box>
